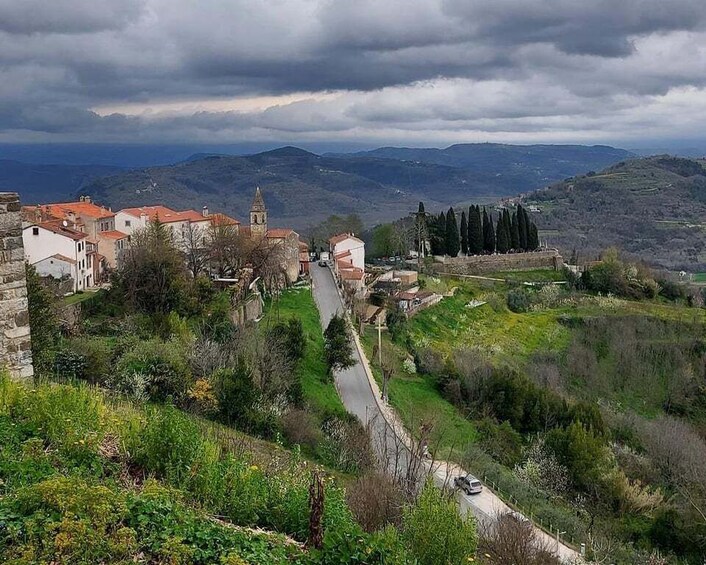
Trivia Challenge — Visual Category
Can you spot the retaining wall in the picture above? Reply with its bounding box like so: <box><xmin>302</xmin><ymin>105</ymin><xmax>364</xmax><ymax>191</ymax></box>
<box><xmin>435</xmin><ymin>249</ymin><xmax>563</xmax><ymax>275</ymax></box>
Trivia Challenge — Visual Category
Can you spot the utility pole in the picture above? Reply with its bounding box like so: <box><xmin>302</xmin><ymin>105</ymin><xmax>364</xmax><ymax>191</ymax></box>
<box><xmin>377</xmin><ymin>313</ymin><xmax>382</xmax><ymax>367</ymax></box>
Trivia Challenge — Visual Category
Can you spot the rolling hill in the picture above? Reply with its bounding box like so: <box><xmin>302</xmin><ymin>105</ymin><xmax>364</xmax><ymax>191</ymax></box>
<box><xmin>525</xmin><ymin>155</ymin><xmax>706</xmax><ymax>271</ymax></box>
<box><xmin>0</xmin><ymin>160</ymin><xmax>123</xmax><ymax>204</ymax></box>
<box><xmin>76</xmin><ymin>144</ymin><xmax>631</xmax><ymax>229</ymax></box>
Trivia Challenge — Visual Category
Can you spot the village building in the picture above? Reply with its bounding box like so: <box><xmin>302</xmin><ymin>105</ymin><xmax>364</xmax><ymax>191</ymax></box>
<box><xmin>395</xmin><ymin>289</ymin><xmax>442</xmax><ymax>315</ymax></box>
<box><xmin>22</xmin><ymin>220</ymin><xmax>90</xmax><ymax>292</ymax></box>
<box><xmin>329</xmin><ymin>233</ymin><xmax>366</xmax><ymax>293</ymax></box>
<box><xmin>22</xmin><ymin>197</ymin><xmax>129</xmax><ymax>271</ymax></box>
<box><xmin>240</xmin><ymin>188</ymin><xmax>300</xmax><ymax>285</ymax></box>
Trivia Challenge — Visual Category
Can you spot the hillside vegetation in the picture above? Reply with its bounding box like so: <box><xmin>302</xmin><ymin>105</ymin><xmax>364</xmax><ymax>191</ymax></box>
<box><xmin>527</xmin><ymin>155</ymin><xmax>706</xmax><ymax>270</ymax></box>
<box><xmin>75</xmin><ymin>144</ymin><xmax>630</xmax><ymax>229</ymax></box>
<box><xmin>364</xmin><ymin>260</ymin><xmax>706</xmax><ymax>563</ymax></box>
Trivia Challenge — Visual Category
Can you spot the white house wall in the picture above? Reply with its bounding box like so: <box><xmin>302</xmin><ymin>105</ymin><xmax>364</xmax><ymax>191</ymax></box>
<box><xmin>333</xmin><ymin>238</ymin><xmax>365</xmax><ymax>271</ymax></box>
<box><xmin>22</xmin><ymin>226</ymin><xmax>88</xmax><ymax>291</ymax></box>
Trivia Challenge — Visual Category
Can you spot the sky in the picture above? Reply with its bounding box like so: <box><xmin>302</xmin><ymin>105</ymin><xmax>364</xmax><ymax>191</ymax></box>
<box><xmin>2</xmin><ymin>0</ymin><xmax>706</xmax><ymax>148</ymax></box>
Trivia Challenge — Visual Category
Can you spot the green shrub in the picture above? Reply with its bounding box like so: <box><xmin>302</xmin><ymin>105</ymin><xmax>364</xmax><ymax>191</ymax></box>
<box><xmin>13</xmin><ymin>382</ymin><xmax>105</xmax><ymax>468</ymax></box>
<box><xmin>61</xmin><ymin>336</ymin><xmax>114</xmax><ymax>385</ymax></box>
<box><xmin>401</xmin><ymin>480</ymin><xmax>477</xmax><ymax>565</ymax></box>
<box><xmin>114</xmin><ymin>338</ymin><xmax>192</xmax><ymax>403</ymax></box>
<box><xmin>507</xmin><ymin>288</ymin><xmax>532</xmax><ymax>313</ymax></box>
<box><xmin>131</xmin><ymin>405</ymin><xmax>209</xmax><ymax>488</ymax></box>
<box><xmin>212</xmin><ymin>364</ymin><xmax>260</xmax><ymax>429</ymax></box>
<box><xmin>3</xmin><ymin>476</ymin><xmax>136</xmax><ymax>563</ymax></box>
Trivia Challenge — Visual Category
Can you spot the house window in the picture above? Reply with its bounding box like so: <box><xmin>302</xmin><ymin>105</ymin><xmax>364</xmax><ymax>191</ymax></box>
<box><xmin>125</xmin><ymin>220</ymin><xmax>131</xmax><ymax>227</ymax></box>
<box><xmin>32</xmin><ymin>227</ymin><xmax>39</xmax><ymax>236</ymax></box>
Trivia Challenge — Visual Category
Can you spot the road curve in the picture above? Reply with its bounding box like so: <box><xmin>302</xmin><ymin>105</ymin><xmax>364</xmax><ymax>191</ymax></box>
<box><xmin>309</xmin><ymin>265</ymin><xmax>580</xmax><ymax>563</ymax></box>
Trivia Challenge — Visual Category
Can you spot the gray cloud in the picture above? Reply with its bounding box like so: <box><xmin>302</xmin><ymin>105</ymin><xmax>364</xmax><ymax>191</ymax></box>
<box><xmin>1</xmin><ymin>0</ymin><xmax>706</xmax><ymax>144</ymax></box>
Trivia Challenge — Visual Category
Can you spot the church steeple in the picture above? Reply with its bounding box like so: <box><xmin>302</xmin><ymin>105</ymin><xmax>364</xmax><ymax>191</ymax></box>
<box><xmin>250</xmin><ymin>186</ymin><xmax>267</xmax><ymax>238</ymax></box>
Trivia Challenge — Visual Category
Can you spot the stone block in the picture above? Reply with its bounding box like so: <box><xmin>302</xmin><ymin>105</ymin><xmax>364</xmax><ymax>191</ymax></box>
<box><xmin>0</xmin><ymin>193</ymin><xmax>19</xmax><ymax>203</ymax></box>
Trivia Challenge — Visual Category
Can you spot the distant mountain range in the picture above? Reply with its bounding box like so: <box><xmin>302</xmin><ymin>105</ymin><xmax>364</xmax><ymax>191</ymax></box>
<box><xmin>0</xmin><ymin>160</ymin><xmax>123</xmax><ymax>204</ymax></box>
<box><xmin>526</xmin><ymin>155</ymin><xmax>706</xmax><ymax>271</ymax></box>
<box><xmin>4</xmin><ymin>143</ymin><xmax>633</xmax><ymax>228</ymax></box>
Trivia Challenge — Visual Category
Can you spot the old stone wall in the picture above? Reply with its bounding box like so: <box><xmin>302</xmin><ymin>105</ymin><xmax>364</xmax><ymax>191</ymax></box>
<box><xmin>0</xmin><ymin>193</ymin><xmax>33</xmax><ymax>379</ymax></box>
<box><xmin>230</xmin><ymin>293</ymin><xmax>264</xmax><ymax>327</ymax></box>
<box><xmin>435</xmin><ymin>249</ymin><xmax>563</xmax><ymax>275</ymax></box>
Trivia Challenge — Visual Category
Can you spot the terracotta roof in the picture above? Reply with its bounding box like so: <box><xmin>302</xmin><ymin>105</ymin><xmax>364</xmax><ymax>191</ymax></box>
<box><xmin>120</xmin><ymin>205</ymin><xmax>177</xmax><ymax>220</ymax></box>
<box><xmin>266</xmin><ymin>228</ymin><xmax>295</xmax><ymax>239</ymax></box>
<box><xmin>42</xmin><ymin>202</ymin><xmax>114</xmax><ymax>220</ymax></box>
<box><xmin>334</xmin><ymin>250</ymin><xmax>352</xmax><ymax>259</ymax></box>
<box><xmin>98</xmin><ymin>230</ymin><xmax>129</xmax><ymax>240</ymax></box>
<box><xmin>330</xmin><ymin>233</ymin><xmax>363</xmax><ymax>246</ymax></box>
<box><xmin>340</xmin><ymin>268</ymin><xmax>364</xmax><ymax>281</ymax></box>
<box><xmin>298</xmin><ymin>240</ymin><xmax>309</xmax><ymax>252</ymax></box>
<box><xmin>28</xmin><ymin>221</ymin><xmax>87</xmax><ymax>241</ymax></box>
<box><xmin>397</xmin><ymin>291</ymin><xmax>417</xmax><ymax>300</ymax></box>
<box><xmin>166</xmin><ymin>210</ymin><xmax>210</xmax><ymax>223</ymax></box>
<box><xmin>48</xmin><ymin>254</ymin><xmax>77</xmax><ymax>265</ymax></box>
<box><xmin>337</xmin><ymin>258</ymin><xmax>353</xmax><ymax>268</ymax></box>
<box><xmin>208</xmin><ymin>212</ymin><xmax>240</xmax><ymax>226</ymax></box>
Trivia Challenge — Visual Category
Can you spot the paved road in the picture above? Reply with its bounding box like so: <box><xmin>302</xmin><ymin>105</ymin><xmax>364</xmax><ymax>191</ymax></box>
<box><xmin>309</xmin><ymin>265</ymin><xmax>579</xmax><ymax>562</ymax></box>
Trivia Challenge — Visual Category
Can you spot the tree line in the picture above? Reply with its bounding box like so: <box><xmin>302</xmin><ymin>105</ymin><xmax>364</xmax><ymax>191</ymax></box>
<box><xmin>423</xmin><ymin>202</ymin><xmax>540</xmax><ymax>257</ymax></box>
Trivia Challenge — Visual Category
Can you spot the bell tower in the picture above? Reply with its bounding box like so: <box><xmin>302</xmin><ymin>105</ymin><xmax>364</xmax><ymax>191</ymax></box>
<box><xmin>250</xmin><ymin>186</ymin><xmax>267</xmax><ymax>238</ymax></box>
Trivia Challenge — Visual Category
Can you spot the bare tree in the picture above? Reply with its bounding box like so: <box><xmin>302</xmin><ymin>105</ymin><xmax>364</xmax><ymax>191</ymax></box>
<box><xmin>182</xmin><ymin>221</ymin><xmax>207</xmax><ymax>278</ymax></box>
<box><xmin>207</xmin><ymin>222</ymin><xmax>244</xmax><ymax>278</ymax></box>
<box><xmin>479</xmin><ymin>512</ymin><xmax>561</xmax><ymax>565</ymax></box>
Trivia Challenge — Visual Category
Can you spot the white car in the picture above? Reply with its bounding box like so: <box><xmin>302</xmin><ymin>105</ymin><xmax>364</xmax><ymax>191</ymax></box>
<box><xmin>454</xmin><ymin>474</ymin><xmax>483</xmax><ymax>495</ymax></box>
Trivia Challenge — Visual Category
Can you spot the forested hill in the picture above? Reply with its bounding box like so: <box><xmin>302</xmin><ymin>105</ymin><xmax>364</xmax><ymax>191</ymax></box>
<box><xmin>0</xmin><ymin>160</ymin><xmax>122</xmax><ymax>204</ymax></box>
<box><xmin>340</xmin><ymin>143</ymin><xmax>632</xmax><ymax>179</ymax></box>
<box><xmin>526</xmin><ymin>155</ymin><xmax>706</xmax><ymax>271</ymax></box>
<box><xmin>75</xmin><ymin>144</ymin><xmax>631</xmax><ymax>229</ymax></box>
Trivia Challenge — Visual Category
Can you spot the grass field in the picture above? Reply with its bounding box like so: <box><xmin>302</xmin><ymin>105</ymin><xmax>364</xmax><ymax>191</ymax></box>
<box><xmin>485</xmin><ymin>268</ymin><xmax>568</xmax><ymax>282</ymax></box>
<box><xmin>62</xmin><ymin>290</ymin><xmax>98</xmax><ymax>305</ymax></box>
<box><xmin>262</xmin><ymin>287</ymin><xmax>346</xmax><ymax>417</ymax></box>
<box><xmin>694</xmin><ymin>272</ymin><xmax>706</xmax><ymax>283</ymax></box>
<box><xmin>360</xmin><ymin>330</ymin><xmax>478</xmax><ymax>461</ymax></box>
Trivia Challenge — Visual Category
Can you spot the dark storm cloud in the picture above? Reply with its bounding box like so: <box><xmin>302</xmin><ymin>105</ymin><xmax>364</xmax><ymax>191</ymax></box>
<box><xmin>1</xmin><ymin>0</ymin><xmax>706</xmax><ymax>142</ymax></box>
<box><xmin>0</xmin><ymin>0</ymin><xmax>145</xmax><ymax>34</ymax></box>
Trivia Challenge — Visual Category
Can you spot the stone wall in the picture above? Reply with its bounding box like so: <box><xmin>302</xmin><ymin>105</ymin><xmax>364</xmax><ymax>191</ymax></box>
<box><xmin>0</xmin><ymin>193</ymin><xmax>33</xmax><ymax>379</ymax></box>
<box><xmin>435</xmin><ymin>249</ymin><xmax>563</xmax><ymax>275</ymax></box>
<box><xmin>230</xmin><ymin>293</ymin><xmax>264</xmax><ymax>327</ymax></box>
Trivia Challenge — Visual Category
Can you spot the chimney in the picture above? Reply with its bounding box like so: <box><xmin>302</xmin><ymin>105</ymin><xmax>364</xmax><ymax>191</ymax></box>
<box><xmin>202</xmin><ymin>205</ymin><xmax>209</xmax><ymax>217</ymax></box>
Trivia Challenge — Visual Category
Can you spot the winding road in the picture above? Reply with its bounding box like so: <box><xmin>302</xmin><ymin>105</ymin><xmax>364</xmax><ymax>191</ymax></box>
<box><xmin>310</xmin><ymin>265</ymin><xmax>580</xmax><ymax>563</ymax></box>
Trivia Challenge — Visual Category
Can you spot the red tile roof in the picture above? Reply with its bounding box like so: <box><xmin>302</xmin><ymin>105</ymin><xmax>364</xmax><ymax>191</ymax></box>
<box><xmin>330</xmin><ymin>233</ymin><xmax>363</xmax><ymax>246</ymax></box>
<box><xmin>340</xmin><ymin>268</ymin><xmax>364</xmax><ymax>280</ymax></box>
<box><xmin>98</xmin><ymin>230</ymin><xmax>129</xmax><ymax>240</ymax></box>
<box><xmin>166</xmin><ymin>210</ymin><xmax>209</xmax><ymax>223</ymax></box>
<box><xmin>48</xmin><ymin>253</ymin><xmax>77</xmax><ymax>265</ymax></box>
<box><xmin>120</xmin><ymin>205</ymin><xmax>177</xmax><ymax>220</ymax></box>
<box><xmin>266</xmin><ymin>228</ymin><xmax>295</xmax><ymax>239</ymax></box>
<box><xmin>29</xmin><ymin>221</ymin><xmax>87</xmax><ymax>241</ymax></box>
<box><xmin>208</xmin><ymin>212</ymin><xmax>240</xmax><ymax>226</ymax></box>
<box><xmin>42</xmin><ymin>201</ymin><xmax>114</xmax><ymax>220</ymax></box>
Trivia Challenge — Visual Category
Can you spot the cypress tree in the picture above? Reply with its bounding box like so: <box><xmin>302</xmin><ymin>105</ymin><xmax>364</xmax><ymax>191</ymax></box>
<box><xmin>496</xmin><ymin>210</ymin><xmax>510</xmax><ymax>254</ymax></box>
<box><xmin>510</xmin><ymin>211</ymin><xmax>520</xmax><ymax>251</ymax></box>
<box><xmin>503</xmin><ymin>209</ymin><xmax>512</xmax><ymax>252</ymax></box>
<box><xmin>430</xmin><ymin>212</ymin><xmax>446</xmax><ymax>256</ymax></box>
<box><xmin>468</xmin><ymin>205</ymin><xmax>483</xmax><ymax>255</ymax></box>
<box><xmin>517</xmin><ymin>204</ymin><xmax>528</xmax><ymax>251</ymax></box>
<box><xmin>460</xmin><ymin>211</ymin><xmax>468</xmax><ymax>255</ymax></box>
<box><xmin>482</xmin><ymin>209</ymin><xmax>495</xmax><ymax>254</ymax></box>
<box><xmin>528</xmin><ymin>222</ymin><xmax>540</xmax><ymax>251</ymax></box>
<box><xmin>445</xmin><ymin>207</ymin><xmax>460</xmax><ymax>257</ymax></box>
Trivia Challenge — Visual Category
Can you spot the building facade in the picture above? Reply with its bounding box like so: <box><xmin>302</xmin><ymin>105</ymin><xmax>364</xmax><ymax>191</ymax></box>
<box><xmin>22</xmin><ymin>221</ymin><xmax>89</xmax><ymax>291</ymax></box>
